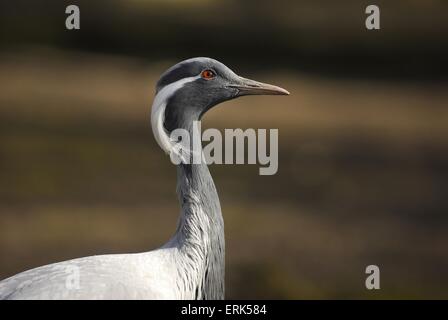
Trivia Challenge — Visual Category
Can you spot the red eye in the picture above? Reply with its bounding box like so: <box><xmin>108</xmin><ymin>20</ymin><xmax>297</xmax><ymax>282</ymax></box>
<box><xmin>201</xmin><ymin>69</ymin><xmax>216</xmax><ymax>80</ymax></box>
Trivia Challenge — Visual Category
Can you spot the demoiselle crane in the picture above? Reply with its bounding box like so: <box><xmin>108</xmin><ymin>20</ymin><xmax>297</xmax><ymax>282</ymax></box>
<box><xmin>0</xmin><ymin>57</ymin><xmax>289</xmax><ymax>299</ymax></box>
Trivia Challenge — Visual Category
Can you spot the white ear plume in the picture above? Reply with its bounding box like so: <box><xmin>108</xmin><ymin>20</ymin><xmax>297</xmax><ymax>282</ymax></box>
<box><xmin>151</xmin><ymin>75</ymin><xmax>201</xmax><ymax>160</ymax></box>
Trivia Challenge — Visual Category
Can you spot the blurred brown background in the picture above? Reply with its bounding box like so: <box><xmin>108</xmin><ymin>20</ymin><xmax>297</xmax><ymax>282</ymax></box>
<box><xmin>0</xmin><ymin>0</ymin><xmax>447</xmax><ymax>299</ymax></box>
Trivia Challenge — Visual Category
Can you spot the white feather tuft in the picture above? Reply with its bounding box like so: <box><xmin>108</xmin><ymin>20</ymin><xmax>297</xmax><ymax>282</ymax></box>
<box><xmin>151</xmin><ymin>76</ymin><xmax>200</xmax><ymax>160</ymax></box>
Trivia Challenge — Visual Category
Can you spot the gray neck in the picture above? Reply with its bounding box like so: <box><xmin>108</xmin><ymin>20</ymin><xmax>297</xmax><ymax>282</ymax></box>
<box><xmin>167</xmin><ymin>124</ymin><xmax>225</xmax><ymax>300</ymax></box>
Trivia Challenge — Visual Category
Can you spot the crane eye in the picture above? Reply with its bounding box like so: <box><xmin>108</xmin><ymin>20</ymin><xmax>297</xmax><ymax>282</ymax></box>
<box><xmin>201</xmin><ymin>69</ymin><xmax>216</xmax><ymax>80</ymax></box>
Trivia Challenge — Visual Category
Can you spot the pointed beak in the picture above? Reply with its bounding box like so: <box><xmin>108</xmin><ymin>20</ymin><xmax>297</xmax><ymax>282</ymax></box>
<box><xmin>229</xmin><ymin>76</ymin><xmax>290</xmax><ymax>96</ymax></box>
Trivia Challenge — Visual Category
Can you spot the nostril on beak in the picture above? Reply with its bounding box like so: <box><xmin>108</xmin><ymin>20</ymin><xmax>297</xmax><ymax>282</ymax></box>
<box><xmin>232</xmin><ymin>77</ymin><xmax>290</xmax><ymax>96</ymax></box>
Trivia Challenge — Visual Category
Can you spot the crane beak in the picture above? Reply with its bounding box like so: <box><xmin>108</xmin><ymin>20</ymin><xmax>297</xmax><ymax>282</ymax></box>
<box><xmin>230</xmin><ymin>77</ymin><xmax>290</xmax><ymax>96</ymax></box>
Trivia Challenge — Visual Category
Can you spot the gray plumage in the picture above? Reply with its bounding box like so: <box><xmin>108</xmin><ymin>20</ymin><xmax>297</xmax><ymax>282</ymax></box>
<box><xmin>0</xmin><ymin>57</ymin><xmax>288</xmax><ymax>300</ymax></box>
